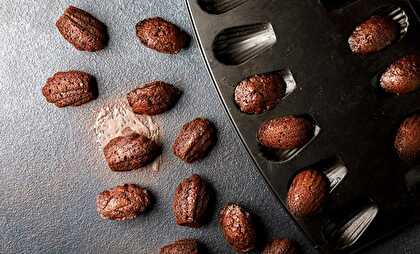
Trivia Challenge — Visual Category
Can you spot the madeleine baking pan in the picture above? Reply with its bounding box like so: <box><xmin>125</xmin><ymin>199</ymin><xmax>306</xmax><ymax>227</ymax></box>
<box><xmin>186</xmin><ymin>0</ymin><xmax>420</xmax><ymax>253</ymax></box>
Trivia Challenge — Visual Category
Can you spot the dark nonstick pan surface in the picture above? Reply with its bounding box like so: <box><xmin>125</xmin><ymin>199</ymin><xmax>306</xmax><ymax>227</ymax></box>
<box><xmin>187</xmin><ymin>0</ymin><xmax>420</xmax><ymax>253</ymax></box>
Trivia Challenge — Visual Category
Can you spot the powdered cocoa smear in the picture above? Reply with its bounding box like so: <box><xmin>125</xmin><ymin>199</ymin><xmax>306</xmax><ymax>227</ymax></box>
<box><xmin>93</xmin><ymin>98</ymin><xmax>161</xmax><ymax>171</ymax></box>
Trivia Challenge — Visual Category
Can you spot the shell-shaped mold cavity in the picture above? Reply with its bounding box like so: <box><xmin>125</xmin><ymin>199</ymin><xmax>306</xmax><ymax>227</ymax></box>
<box><xmin>323</xmin><ymin>202</ymin><xmax>379</xmax><ymax>250</ymax></box>
<box><xmin>198</xmin><ymin>0</ymin><xmax>248</xmax><ymax>14</ymax></box>
<box><xmin>282</xmin><ymin>68</ymin><xmax>297</xmax><ymax>97</ymax></box>
<box><xmin>374</xmin><ymin>5</ymin><xmax>409</xmax><ymax>40</ymax></box>
<box><xmin>213</xmin><ymin>23</ymin><xmax>277</xmax><ymax>65</ymax></box>
<box><xmin>324</xmin><ymin>158</ymin><xmax>348</xmax><ymax>192</ymax></box>
<box><xmin>258</xmin><ymin>115</ymin><xmax>321</xmax><ymax>163</ymax></box>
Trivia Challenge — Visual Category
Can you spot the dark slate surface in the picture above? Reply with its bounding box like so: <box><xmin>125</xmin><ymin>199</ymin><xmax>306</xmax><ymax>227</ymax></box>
<box><xmin>0</xmin><ymin>1</ymin><xmax>418</xmax><ymax>253</ymax></box>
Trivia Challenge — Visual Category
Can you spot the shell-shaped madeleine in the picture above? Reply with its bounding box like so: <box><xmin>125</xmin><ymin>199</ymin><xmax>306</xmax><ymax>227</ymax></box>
<box><xmin>380</xmin><ymin>54</ymin><xmax>420</xmax><ymax>94</ymax></box>
<box><xmin>234</xmin><ymin>72</ymin><xmax>286</xmax><ymax>114</ymax></box>
<box><xmin>56</xmin><ymin>6</ymin><xmax>108</xmax><ymax>51</ymax></box>
<box><xmin>136</xmin><ymin>17</ymin><xmax>187</xmax><ymax>54</ymax></box>
<box><xmin>257</xmin><ymin>116</ymin><xmax>314</xmax><ymax>150</ymax></box>
<box><xmin>42</xmin><ymin>71</ymin><xmax>97</xmax><ymax>107</ymax></box>
<box><xmin>96</xmin><ymin>184</ymin><xmax>151</xmax><ymax>221</ymax></box>
<box><xmin>394</xmin><ymin>114</ymin><xmax>420</xmax><ymax>162</ymax></box>
<box><xmin>172</xmin><ymin>174</ymin><xmax>210</xmax><ymax>228</ymax></box>
<box><xmin>287</xmin><ymin>169</ymin><xmax>329</xmax><ymax>217</ymax></box>
<box><xmin>104</xmin><ymin>133</ymin><xmax>161</xmax><ymax>171</ymax></box>
<box><xmin>127</xmin><ymin>81</ymin><xmax>181</xmax><ymax>115</ymax></box>
<box><xmin>219</xmin><ymin>203</ymin><xmax>256</xmax><ymax>252</ymax></box>
<box><xmin>348</xmin><ymin>16</ymin><xmax>399</xmax><ymax>55</ymax></box>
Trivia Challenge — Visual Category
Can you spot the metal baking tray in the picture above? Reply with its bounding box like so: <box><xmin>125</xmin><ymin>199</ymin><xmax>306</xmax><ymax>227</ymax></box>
<box><xmin>186</xmin><ymin>0</ymin><xmax>420</xmax><ymax>253</ymax></box>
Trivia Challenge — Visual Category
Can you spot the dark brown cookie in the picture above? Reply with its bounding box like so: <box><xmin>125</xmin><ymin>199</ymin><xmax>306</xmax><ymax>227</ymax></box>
<box><xmin>234</xmin><ymin>72</ymin><xmax>286</xmax><ymax>114</ymax></box>
<box><xmin>287</xmin><ymin>169</ymin><xmax>329</xmax><ymax>217</ymax></box>
<box><xmin>172</xmin><ymin>174</ymin><xmax>210</xmax><ymax>228</ymax></box>
<box><xmin>380</xmin><ymin>54</ymin><xmax>420</xmax><ymax>94</ymax></box>
<box><xmin>96</xmin><ymin>184</ymin><xmax>151</xmax><ymax>221</ymax></box>
<box><xmin>219</xmin><ymin>203</ymin><xmax>256</xmax><ymax>253</ymax></box>
<box><xmin>394</xmin><ymin>114</ymin><xmax>420</xmax><ymax>162</ymax></box>
<box><xmin>257</xmin><ymin>116</ymin><xmax>314</xmax><ymax>150</ymax></box>
<box><xmin>103</xmin><ymin>133</ymin><xmax>161</xmax><ymax>171</ymax></box>
<box><xmin>136</xmin><ymin>17</ymin><xmax>187</xmax><ymax>54</ymax></box>
<box><xmin>348</xmin><ymin>16</ymin><xmax>399</xmax><ymax>55</ymax></box>
<box><xmin>56</xmin><ymin>6</ymin><xmax>108</xmax><ymax>52</ymax></box>
<box><xmin>262</xmin><ymin>239</ymin><xmax>299</xmax><ymax>254</ymax></box>
<box><xmin>42</xmin><ymin>71</ymin><xmax>97</xmax><ymax>107</ymax></box>
<box><xmin>172</xmin><ymin>118</ymin><xmax>216</xmax><ymax>163</ymax></box>
<box><xmin>160</xmin><ymin>239</ymin><xmax>201</xmax><ymax>254</ymax></box>
<box><xmin>127</xmin><ymin>81</ymin><xmax>181</xmax><ymax>115</ymax></box>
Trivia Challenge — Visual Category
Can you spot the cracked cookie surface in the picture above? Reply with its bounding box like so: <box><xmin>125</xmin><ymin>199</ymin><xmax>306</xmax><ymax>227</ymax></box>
<box><xmin>219</xmin><ymin>203</ymin><xmax>256</xmax><ymax>253</ymax></box>
<box><xmin>42</xmin><ymin>70</ymin><xmax>97</xmax><ymax>107</ymax></box>
<box><xmin>172</xmin><ymin>174</ymin><xmax>210</xmax><ymax>228</ymax></box>
<box><xmin>127</xmin><ymin>81</ymin><xmax>181</xmax><ymax>115</ymax></box>
<box><xmin>287</xmin><ymin>169</ymin><xmax>329</xmax><ymax>217</ymax></box>
<box><xmin>96</xmin><ymin>184</ymin><xmax>151</xmax><ymax>221</ymax></box>
<box><xmin>56</xmin><ymin>6</ymin><xmax>108</xmax><ymax>51</ymax></box>
<box><xmin>173</xmin><ymin>118</ymin><xmax>216</xmax><ymax>163</ymax></box>
<box><xmin>136</xmin><ymin>17</ymin><xmax>187</xmax><ymax>54</ymax></box>
<box><xmin>104</xmin><ymin>133</ymin><xmax>161</xmax><ymax>171</ymax></box>
<box><xmin>234</xmin><ymin>72</ymin><xmax>285</xmax><ymax>114</ymax></box>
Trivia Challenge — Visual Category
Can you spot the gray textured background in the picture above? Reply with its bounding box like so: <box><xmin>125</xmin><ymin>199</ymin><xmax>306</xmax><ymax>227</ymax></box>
<box><xmin>0</xmin><ymin>0</ymin><xmax>419</xmax><ymax>253</ymax></box>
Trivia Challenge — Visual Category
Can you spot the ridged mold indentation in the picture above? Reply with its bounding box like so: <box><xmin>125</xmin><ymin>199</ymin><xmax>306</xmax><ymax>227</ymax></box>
<box><xmin>325</xmin><ymin>159</ymin><xmax>348</xmax><ymax>192</ymax></box>
<box><xmin>198</xmin><ymin>0</ymin><xmax>248</xmax><ymax>14</ymax></box>
<box><xmin>324</xmin><ymin>202</ymin><xmax>379</xmax><ymax>249</ymax></box>
<box><xmin>374</xmin><ymin>5</ymin><xmax>409</xmax><ymax>40</ymax></box>
<box><xmin>212</xmin><ymin>23</ymin><xmax>277</xmax><ymax>65</ymax></box>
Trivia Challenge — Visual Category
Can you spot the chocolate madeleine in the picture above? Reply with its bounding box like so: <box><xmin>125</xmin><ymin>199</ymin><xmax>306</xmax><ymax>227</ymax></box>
<box><xmin>257</xmin><ymin>116</ymin><xmax>314</xmax><ymax>150</ymax></box>
<box><xmin>380</xmin><ymin>54</ymin><xmax>420</xmax><ymax>94</ymax></box>
<box><xmin>287</xmin><ymin>169</ymin><xmax>329</xmax><ymax>217</ymax></box>
<box><xmin>127</xmin><ymin>81</ymin><xmax>181</xmax><ymax>115</ymax></box>
<box><xmin>56</xmin><ymin>6</ymin><xmax>108</xmax><ymax>51</ymax></box>
<box><xmin>173</xmin><ymin>118</ymin><xmax>216</xmax><ymax>163</ymax></box>
<box><xmin>172</xmin><ymin>174</ymin><xmax>210</xmax><ymax>228</ymax></box>
<box><xmin>395</xmin><ymin>114</ymin><xmax>420</xmax><ymax>162</ymax></box>
<box><xmin>234</xmin><ymin>72</ymin><xmax>286</xmax><ymax>114</ymax></box>
<box><xmin>42</xmin><ymin>71</ymin><xmax>97</xmax><ymax>107</ymax></box>
<box><xmin>104</xmin><ymin>133</ymin><xmax>161</xmax><ymax>171</ymax></box>
<box><xmin>219</xmin><ymin>203</ymin><xmax>256</xmax><ymax>253</ymax></box>
<box><xmin>348</xmin><ymin>16</ymin><xmax>399</xmax><ymax>55</ymax></box>
<box><xmin>96</xmin><ymin>184</ymin><xmax>151</xmax><ymax>221</ymax></box>
<box><xmin>136</xmin><ymin>17</ymin><xmax>187</xmax><ymax>54</ymax></box>
<box><xmin>160</xmin><ymin>239</ymin><xmax>201</xmax><ymax>254</ymax></box>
